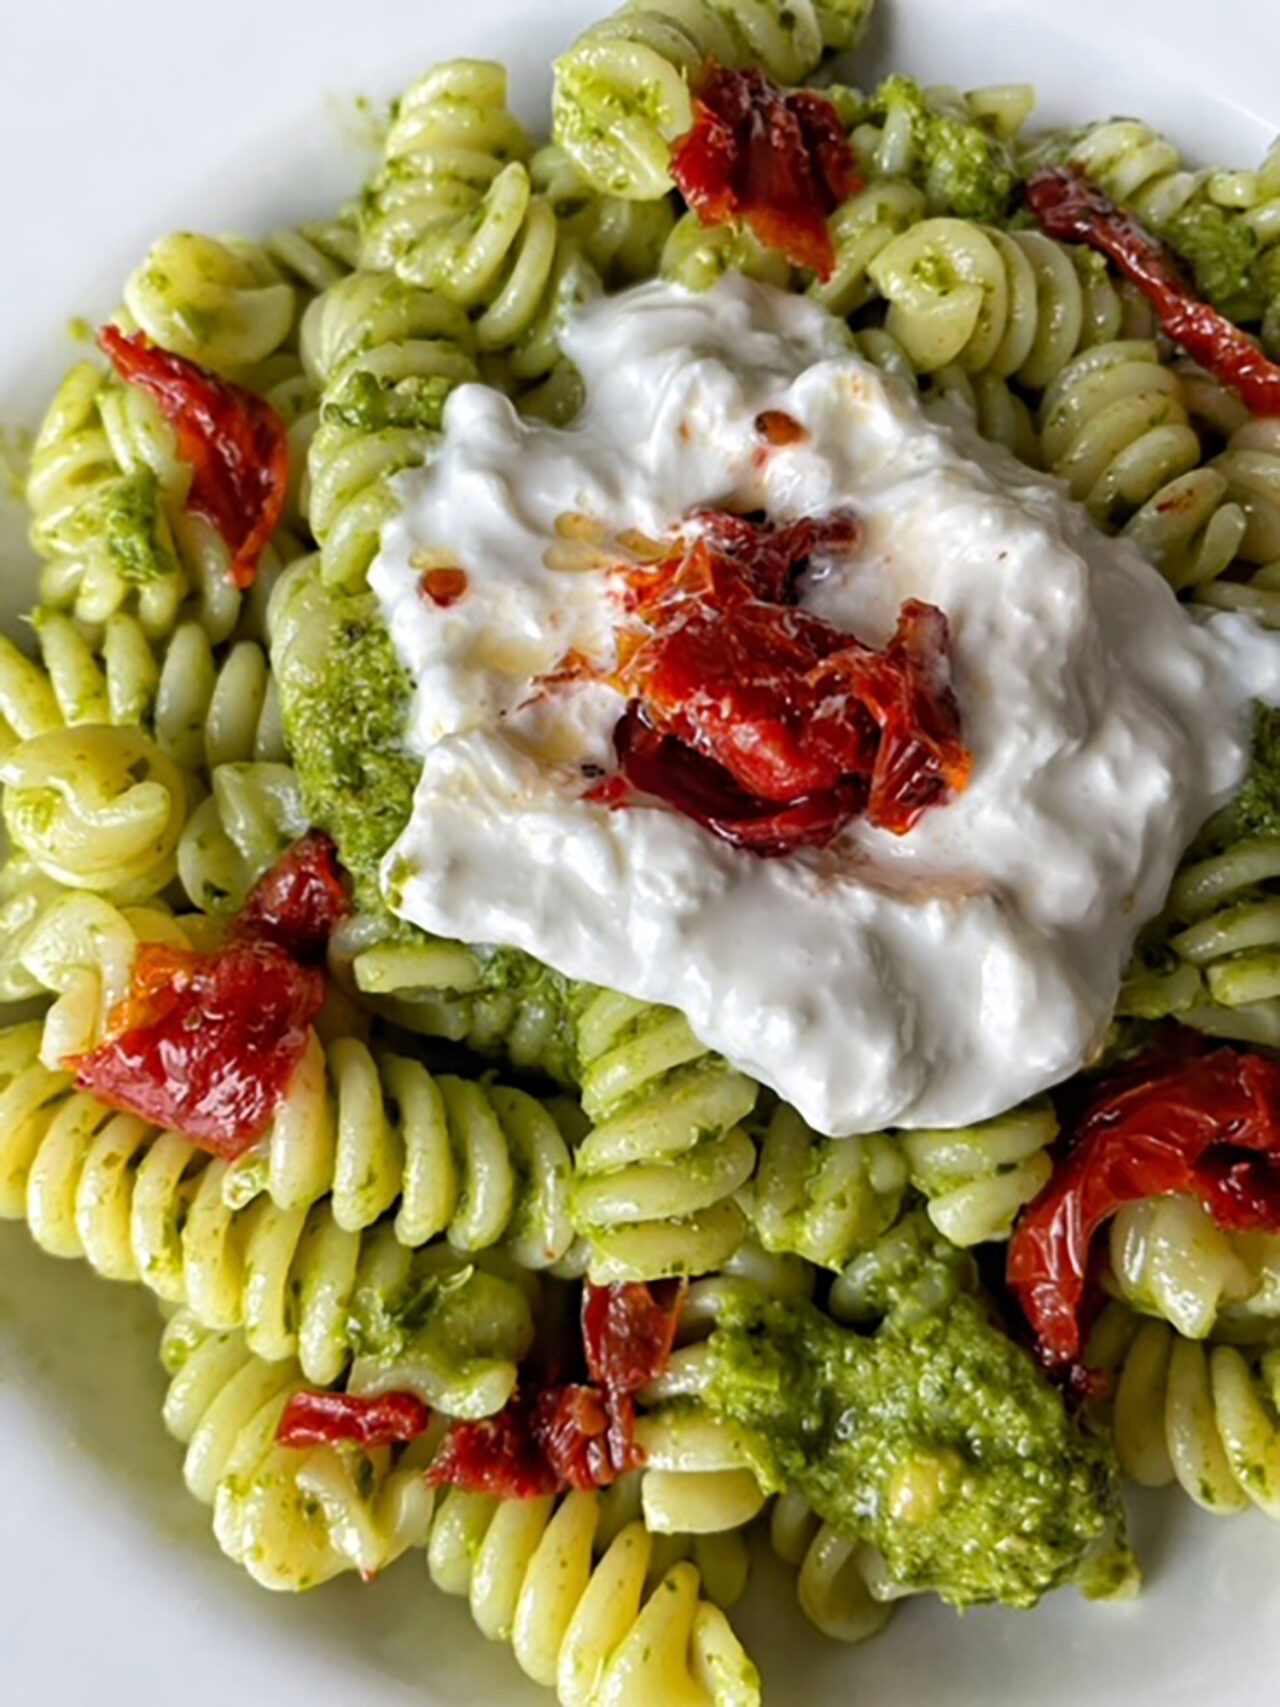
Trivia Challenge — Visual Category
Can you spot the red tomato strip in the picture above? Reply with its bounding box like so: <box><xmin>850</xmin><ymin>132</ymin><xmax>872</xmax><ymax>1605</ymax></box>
<box><xmin>70</xmin><ymin>835</ymin><xmax>350</xmax><ymax>1156</ymax></box>
<box><xmin>98</xmin><ymin>325</ymin><xmax>289</xmax><ymax>587</ymax></box>
<box><xmin>277</xmin><ymin>1389</ymin><xmax>432</xmax><ymax>1449</ymax></box>
<box><xmin>573</xmin><ymin>511</ymin><xmax>970</xmax><ymax>854</ymax></box>
<box><xmin>1026</xmin><ymin>166</ymin><xmax>1280</xmax><ymax>417</ymax></box>
<box><xmin>672</xmin><ymin>65</ymin><xmax>862</xmax><ymax>279</ymax></box>
<box><xmin>72</xmin><ymin>940</ymin><xmax>324</xmax><ymax>1158</ymax></box>
<box><xmin>1008</xmin><ymin>1035</ymin><xmax>1280</xmax><ymax>1377</ymax></box>
<box><xmin>232</xmin><ymin>829</ymin><xmax>350</xmax><ymax>965</ymax></box>
<box><xmin>429</xmin><ymin>1281</ymin><xmax>685</xmax><ymax>1499</ymax></box>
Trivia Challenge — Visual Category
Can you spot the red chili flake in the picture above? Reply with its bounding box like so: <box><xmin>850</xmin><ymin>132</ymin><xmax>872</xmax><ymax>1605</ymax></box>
<box><xmin>98</xmin><ymin>324</ymin><xmax>289</xmax><ymax>588</ymax></box>
<box><xmin>232</xmin><ymin>830</ymin><xmax>350</xmax><ymax>966</ymax></box>
<box><xmin>428</xmin><ymin>1281</ymin><xmax>685</xmax><ymax>1500</ymax></box>
<box><xmin>72</xmin><ymin>940</ymin><xmax>324</xmax><ymax>1158</ymax></box>
<box><xmin>754</xmin><ymin>409</ymin><xmax>809</xmax><ymax>447</ymax></box>
<box><xmin>1007</xmin><ymin>1034</ymin><xmax>1280</xmax><ymax>1379</ymax></box>
<box><xmin>418</xmin><ymin>565</ymin><xmax>470</xmax><ymax>608</ymax></box>
<box><xmin>672</xmin><ymin>64</ymin><xmax>863</xmax><ymax>279</ymax></box>
<box><xmin>277</xmin><ymin>1389</ymin><xmax>432</xmax><ymax>1449</ymax></box>
<box><xmin>567</xmin><ymin>511</ymin><xmax>969</xmax><ymax>855</ymax></box>
<box><xmin>1026</xmin><ymin>166</ymin><xmax>1280</xmax><ymax>417</ymax></box>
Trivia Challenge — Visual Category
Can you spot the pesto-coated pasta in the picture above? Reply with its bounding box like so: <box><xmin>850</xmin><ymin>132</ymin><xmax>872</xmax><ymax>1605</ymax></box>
<box><xmin>361</xmin><ymin>62</ymin><xmax>598</xmax><ymax>392</ymax></box>
<box><xmin>424</xmin><ymin>1484</ymin><xmax>760</xmax><ymax>1706</ymax></box>
<box><xmin>221</xmin><ymin>1030</ymin><xmax>579</xmax><ymax>1272</ymax></box>
<box><xmin>161</xmin><ymin>1309</ymin><xmax>441</xmax><ymax>1589</ymax></box>
<box><xmin>1107</xmin><ymin>1194</ymin><xmax>1280</xmax><ymax>1343</ymax></box>
<box><xmin>1</xmin><ymin>724</ymin><xmax>189</xmax><ymax>902</ymax></box>
<box><xmin>551</xmin><ymin>0</ymin><xmax>862</xmax><ymax>201</ymax></box>
<box><xmin>299</xmin><ymin>271</ymin><xmax>478</xmax><ymax>587</ymax></box>
<box><xmin>570</xmin><ymin>990</ymin><xmax>758</xmax><ymax>1281</ymax></box>
<box><xmin>1038</xmin><ymin>339</ymin><xmax>1249</xmax><ymax>592</ymax></box>
<box><xmin>1086</xmin><ymin>1302</ymin><xmax>1280</xmax><ymax>1519</ymax></box>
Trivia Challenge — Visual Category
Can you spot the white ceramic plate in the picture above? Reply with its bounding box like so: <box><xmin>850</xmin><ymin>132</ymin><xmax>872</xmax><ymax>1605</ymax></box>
<box><xmin>1</xmin><ymin>3</ymin><xmax>1278</xmax><ymax>1702</ymax></box>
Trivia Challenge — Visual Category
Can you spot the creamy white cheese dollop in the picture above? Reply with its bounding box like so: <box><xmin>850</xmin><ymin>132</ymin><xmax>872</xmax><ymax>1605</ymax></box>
<box><xmin>371</xmin><ymin>277</ymin><xmax>1280</xmax><ymax>1136</ymax></box>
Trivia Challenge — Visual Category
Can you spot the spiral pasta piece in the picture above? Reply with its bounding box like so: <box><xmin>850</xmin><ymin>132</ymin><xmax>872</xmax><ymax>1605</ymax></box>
<box><xmin>1</xmin><ymin>723</ymin><xmax>189</xmax><ymax>901</ymax></box>
<box><xmin>551</xmin><ymin>0</ymin><xmax>845</xmax><ymax>202</ymax></box>
<box><xmin>743</xmin><ymin>1101</ymin><xmax>908</xmax><ymax>1269</ymax></box>
<box><xmin>327</xmin><ymin>911</ymin><xmax>580</xmax><ymax>1086</ymax></box>
<box><xmin>635</xmin><ymin>1247</ymin><xmax>809</xmax><ymax>1536</ymax></box>
<box><xmin>122</xmin><ymin>232</ymin><xmax>299</xmax><ymax>375</ymax></box>
<box><xmin>161</xmin><ymin>1310</ymin><xmax>440</xmax><ymax>1589</ymax></box>
<box><xmin>24</xmin><ymin>348</ymin><xmax>297</xmax><ymax>643</ymax></box>
<box><xmin>898</xmin><ymin>1100</ymin><xmax>1058</xmax><ymax>1247</ymax></box>
<box><xmin>0</xmin><ymin>1023</ymin><xmax>539</xmax><ymax>1400</ymax></box>
<box><xmin>0</xmin><ymin>607</ymin><xmax>287</xmax><ymax>788</ymax></box>
<box><xmin>218</xmin><ymin>1029</ymin><xmax>579</xmax><ymax>1273</ymax></box>
<box><xmin>866</xmin><ymin>216</ymin><xmax>1145</xmax><ymax>381</ymax></box>
<box><xmin>1108</xmin><ymin>1194</ymin><xmax>1280</xmax><ymax>1344</ymax></box>
<box><xmin>768</xmin><ymin>1491</ymin><xmax>897</xmax><ymax>1643</ymax></box>
<box><xmin>360</xmin><ymin>61</ymin><xmax>532</xmax><ymax>272</ymax></box>
<box><xmin>26</xmin><ymin>361</ymin><xmax>192</xmax><ymax>638</ymax></box>
<box><xmin>12</xmin><ymin>889</ymin><xmax>205</xmax><ymax>1065</ymax></box>
<box><xmin>660</xmin><ymin>208</ymin><xmax>792</xmax><ymax>293</ymax></box>
<box><xmin>533</xmin><ymin>143</ymin><xmax>678</xmax><ymax>290</ymax></box>
<box><xmin>1086</xmin><ymin>1303</ymin><xmax>1280</xmax><ymax>1519</ymax></box>
<box><xmin>1038</xmin><ymin>340</ymin><xmax>1249</xmax><ymax>592</ymax></box>
<box><xmin>360</xmin><ymin>63</ymin><xmax>598</xmax><ymax>401</ymax></box>
<box><xmin>1120</xmin><ymin>832</ymin><xmax>1280</xmax><ymax>1044</ymax></box>
<box><xmin>424</xmin><ymin>1484</ymin><xmax>760</xmax><ymax>1706</ymax></box>
<box><xmin>1198</xmin><ymin>419</ymin><xmax>1280</xmax><ymax>622</ymax></box>
<box><xmin>807</xmin><ymin>178</ymin><xmax>924</xmax><ymax>318</ymax></box>
<box><xmin>177</xmin><ymin>762</ymin><xmax>307</xmax><ymax>913</ymax></box>
<box><xmin>299</xmin><ymin>270</ymin><xmax>478</xmax><ymax>587</ymax></box>
<box><xmin>570</xmin><ymin>990</ymin><xmax>758</xmax><ymax>1281</ymax></box>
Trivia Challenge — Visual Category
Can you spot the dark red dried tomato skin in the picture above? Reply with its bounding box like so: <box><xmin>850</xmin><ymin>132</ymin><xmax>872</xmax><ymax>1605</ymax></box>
<box><xmin>98</xmin><ymin>324</ymin><xmax>290</xmax><ymax>587</ymax></box>
<box><xmin>72</xmin><ymin>940</ymin><xmax>324</xmax><ymax>1159</ymax></box>
<box><xmin>1026</xmin><ymin>167</ymin><xmax>1280</xmax><ymax>417</ymax></box>
<box><xmin>428</xmin><ymin>1281</ymin><xmax>685</xmax><ymax>1499</ymax></box>
<box><xmin>1008</xmin><ymin>1035</ymin><xmax>1280</xmax><ymax>1376</ymax></box>
<box><xmin>580</xmin><ymin>511</ymin><xmax>970</xmax><ymax>854</ymax></box>
<box><xmin>233</xmin><ymin>829</ymin><xmax>351</xmax><ymax>965</ymax></box>
<box><xmin>672</xmin><ymin>65</ymin><xmax>863</xmax><ymax>279</ymax></box>
<box><xmin>277</xmin><ymin>1389</ymin><xmax>432</xmax><ymax>1449</ymax></box>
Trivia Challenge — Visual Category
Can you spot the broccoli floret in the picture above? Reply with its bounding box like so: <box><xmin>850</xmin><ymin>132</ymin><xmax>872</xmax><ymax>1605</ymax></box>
<box><xmin>870</xmin><ymin>75</ymin><xmax>1016</xmax><ymax>223</ymax></box>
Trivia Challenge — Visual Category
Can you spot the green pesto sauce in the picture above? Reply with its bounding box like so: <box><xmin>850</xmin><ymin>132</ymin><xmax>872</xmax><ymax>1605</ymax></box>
<box><xmin>276</xmin><ymin>579</ymin><xmax>582</xmax><ymax>1078</ymax></box>
<box><xmin>1164</xmin><ymin>198</ymin><xmax>1266</xmax><ymax>326</ymax></box>
<box><xmin>95</xmin><ymin>469</ymin><xmax>175</xmax><ymax>585</ymax></box>
<box><xmin>323</xmin><ymin>368</ymin><xmax>456</xmax><ymax>435</ymax></box>
<box><xmin>703</xmin><ymin>1277</ymin><xmax>1127</xmax><ymax>1609</ymax></box>
<box><xmin>870</xmin><ymin>75</ymin><xmax>1016</xmax><ymax>224</ymax></box>
<box><xmin>276</xmin><ymin>585</ymin><xmax>419</xmax><ymax>910</ymax></box>
<box><xmin>1211</xmin><ymin>701</ymin><xmax>1280</xmax><ymax>846</ymax></box>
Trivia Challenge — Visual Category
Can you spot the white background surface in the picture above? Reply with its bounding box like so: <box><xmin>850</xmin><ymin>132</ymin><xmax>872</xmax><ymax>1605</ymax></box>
<box><xmin>1</xmin><ymin>2</ymin><xmax>1278</xmax><ymax>1703</ymax></box>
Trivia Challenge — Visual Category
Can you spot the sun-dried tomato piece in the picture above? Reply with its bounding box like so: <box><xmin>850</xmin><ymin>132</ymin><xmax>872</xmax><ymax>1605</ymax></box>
<box><xmin>1008</xmin><ymin>1035</ymin><xmax>1280</xmax><ymax>1377</ymax></box>
<box><xmin>99</xmin><ymin>324</ymin><xmax>289</xmax><ymax>587</ymax></box>
<box><xmin>569</xmin><ymin>511</ymin><xmax>970</xmax><ymax>854</ymax></box>
<box><xmin>72</xmin><ymin>939</ymin><xmax>324</xmax><ymax>1158</ymax></box>
<box><xmin>815</xmin><ymin>599</ymin><xmax>972</xmax><ymax>835</ymax></box>
<box><xmin>590</xmin><ymin>709</ymin><xmax>867</xmax><ymax>855</ymax></box>
<box><xmin>277</xmin><ymin>1389</ymin><xmax>432</xmax><ymax>1449</ymax></box>
<box><xmin>232</xmin><ymin>829</ymin><xmax>350</xmax><ymax>965</ymax></box>
<box><xmin>428</xmin><ymin>1282</ymin><xmax>685</xmax><ymax>1499</ymax></box>
<box><xmin>672</xmin><ymin>65</ymin><xmax>863</xmax><ymax>279</ymax></box>
<box><xmin>582</xmin><ymin>1278</ymin><xmax>687</xmax><ymax>1392</ymax></box>
<box><xmin>1026</xmin><ymin>167</ymin><xmax>1280</xmax><ymax>417</ymax></box>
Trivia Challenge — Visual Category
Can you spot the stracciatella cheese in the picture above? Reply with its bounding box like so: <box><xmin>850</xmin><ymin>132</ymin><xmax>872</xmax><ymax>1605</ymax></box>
<box><xmin>370</xmin><ymin>277</ymin><xmax>1280</xmax><ymax>1136</ymax></box>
